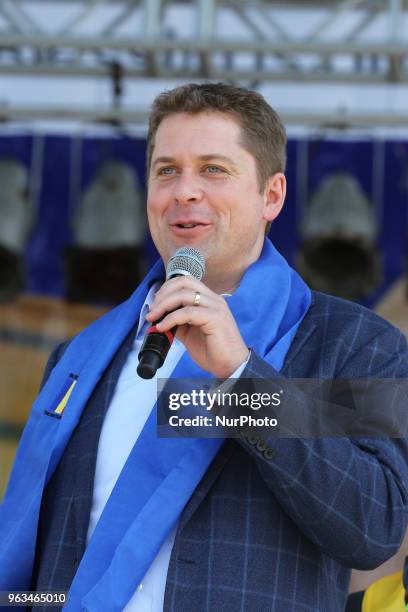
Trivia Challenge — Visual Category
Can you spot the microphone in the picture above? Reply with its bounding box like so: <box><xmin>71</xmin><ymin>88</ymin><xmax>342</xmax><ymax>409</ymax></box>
<box><xmin>137</xmin><ymin>247</ymin><xmax>205</xmax><ymax>379</ymax></box>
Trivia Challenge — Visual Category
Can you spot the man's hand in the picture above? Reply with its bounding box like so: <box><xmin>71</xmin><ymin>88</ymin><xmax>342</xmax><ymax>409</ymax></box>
<box><xmin>145</xmin><ymin>276</ymin><xmax>249</xmax><ymax>378</ymax></box>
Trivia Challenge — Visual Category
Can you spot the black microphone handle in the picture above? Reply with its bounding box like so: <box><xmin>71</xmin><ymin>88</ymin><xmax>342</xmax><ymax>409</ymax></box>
<box><xmin>137</xmin><ymin>320</ymin><xmax>177</xmax><ymax>379</ymax></box>
<box><xmin>137</xmin><ymin>273</ymin><xmax>183</xmax><ymax>379</ymax></box>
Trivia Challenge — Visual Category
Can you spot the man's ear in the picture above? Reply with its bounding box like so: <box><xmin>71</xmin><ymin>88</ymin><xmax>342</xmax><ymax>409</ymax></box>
<box><xmin>263</xmin><ymin>173</ymin><xmax>286</xmax><ymax>223</ymax></box>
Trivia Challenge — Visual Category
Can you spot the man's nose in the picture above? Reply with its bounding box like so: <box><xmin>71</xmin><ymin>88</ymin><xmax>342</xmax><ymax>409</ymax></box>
<box><xmin>173</xmin><ymin>171</ymin><xmax>203</xmax><ymax>204</ymax></box>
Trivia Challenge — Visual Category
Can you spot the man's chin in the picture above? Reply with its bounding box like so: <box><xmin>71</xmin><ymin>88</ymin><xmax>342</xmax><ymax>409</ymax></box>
<box><xmin>166</xmin><ymin>239</ymin><xmax>212</xmax><ymax>261</ymax></box>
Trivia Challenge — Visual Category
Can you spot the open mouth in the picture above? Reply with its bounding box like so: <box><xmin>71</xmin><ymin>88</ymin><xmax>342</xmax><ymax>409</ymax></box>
<box><xmin>171</xmin><ymin>222</ymin><xmax>210</xmax><ymax>230</ymax></box>
<box><xmin>176</xmin><ymin>223</ymin><xmax>203</xmax><ymax>229</ymax></box>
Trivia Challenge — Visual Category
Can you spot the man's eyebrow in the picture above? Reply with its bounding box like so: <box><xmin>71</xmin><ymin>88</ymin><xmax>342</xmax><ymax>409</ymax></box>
<box><xmin>152</xmin><ymin>156</ymin><xmax>174</xmax><ymax>168</ymax></box>
<box><xmin>152</xmin><ymin>154</ymin><xmax>237</xmax><ymax>168</ymax></box>
<box><xmin>198</xmin><ymin>154</ymin><xmax>236</xmax><ymax>165</ymax></box>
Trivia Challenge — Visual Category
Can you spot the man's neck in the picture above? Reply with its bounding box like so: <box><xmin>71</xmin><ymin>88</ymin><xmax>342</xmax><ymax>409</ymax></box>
<box><xmin>203</xmin><ymin>272</ymin><xmax>242</xmax><ymax>296</ymax></box>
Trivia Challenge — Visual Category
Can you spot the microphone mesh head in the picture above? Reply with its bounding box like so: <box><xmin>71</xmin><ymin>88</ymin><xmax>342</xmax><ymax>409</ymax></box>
<box><xmin>166</xmin><ymin>247</ymin><xmax>205</xmax><ymax>281</ymax></box>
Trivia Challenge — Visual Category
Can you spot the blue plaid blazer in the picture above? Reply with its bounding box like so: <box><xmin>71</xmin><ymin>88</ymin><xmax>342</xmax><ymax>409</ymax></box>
<box><xmin>31</xmin><ymin>291</ymin><xmax>408</xmax><ymax>612</ymax></box>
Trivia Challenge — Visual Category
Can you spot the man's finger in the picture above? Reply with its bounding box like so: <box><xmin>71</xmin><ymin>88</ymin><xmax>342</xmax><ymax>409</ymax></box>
<box><xmin>155</xmin><ymin>305</ymin><xmax>215</xmax><ymax>332</ymax></box>
<box><xmin>147</xmin><ymin>288</ymin><xmax>209</xmax><ymax>321</ymax></box>
<box><xmin>154</xmin><ymin>275</ymin><xmax>210</xmax><ymax>302</ymax></box>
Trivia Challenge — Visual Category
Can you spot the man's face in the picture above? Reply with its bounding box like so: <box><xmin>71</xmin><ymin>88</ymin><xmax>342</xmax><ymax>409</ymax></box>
<box><xmin>147</xmin><ymin>111</ymin><xmax>285</xmax><ymax>287</ymax></box>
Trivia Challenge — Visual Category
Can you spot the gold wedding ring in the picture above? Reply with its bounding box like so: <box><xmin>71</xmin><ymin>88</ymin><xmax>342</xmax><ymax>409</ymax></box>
<box><xmin>193</xmin><ymin>291</ymin><xmax>201</xmax><ymax>306</ymax></box>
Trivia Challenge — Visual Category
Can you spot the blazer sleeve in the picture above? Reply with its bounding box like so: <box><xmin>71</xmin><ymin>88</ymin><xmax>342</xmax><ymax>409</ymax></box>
<box><xmin>234</xmin><ymin>324</ymin><xmax>408</xmax><ymax>570</ymax></box>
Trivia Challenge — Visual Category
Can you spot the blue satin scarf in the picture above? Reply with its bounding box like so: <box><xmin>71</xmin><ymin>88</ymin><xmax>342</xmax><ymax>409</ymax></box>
<box><xmin>0</xmin><ymin>239</ymin><xmax>311</xmax><ymax>611</ymax></box>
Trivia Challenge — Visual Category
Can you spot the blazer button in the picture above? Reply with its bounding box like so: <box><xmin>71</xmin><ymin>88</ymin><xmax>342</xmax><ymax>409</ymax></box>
<box><xmin>256</xmin><ymin>439</ymin><xmax>267</xmax><ymax>452</ymax></box>
<box><xmin>248</xmin><ymin>434</ymin><xmax>259</xmax><ymax>445</ymax></box>
<box><xmin>263</xmin><ymin>448</ymin><xmax>275</xmax><ymax>460</ymax></box>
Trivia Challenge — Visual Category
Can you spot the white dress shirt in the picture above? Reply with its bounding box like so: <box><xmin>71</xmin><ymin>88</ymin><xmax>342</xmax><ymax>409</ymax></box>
<box><xmin>86</xmin><ymin>282</ymin><xmax>247</xmax><ymax>611</ymax></box>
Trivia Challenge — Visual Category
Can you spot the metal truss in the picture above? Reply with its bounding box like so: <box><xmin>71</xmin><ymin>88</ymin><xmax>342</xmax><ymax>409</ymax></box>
<box><xmin>0</xmin><ymin>0</ymin><xmax>407</xmax><ymax>83</ymax></box>
<box><xmin>1</xmin><ymin>0</ymin><xmax>408</xmax><ymax>126</ymax></box>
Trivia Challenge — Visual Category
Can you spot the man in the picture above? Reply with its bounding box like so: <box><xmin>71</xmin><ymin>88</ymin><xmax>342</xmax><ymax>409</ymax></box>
<box><xmin>1</xmin><ymin>83</ymin><xmax>408</xmax><ymax>612</ymax></box>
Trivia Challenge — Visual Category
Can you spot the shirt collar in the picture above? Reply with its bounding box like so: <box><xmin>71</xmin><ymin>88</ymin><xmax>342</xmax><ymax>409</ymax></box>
<box><xmin>136</xmin><ymin>280</ymin><xmax>161</xmax><ymax>340</ymax></box>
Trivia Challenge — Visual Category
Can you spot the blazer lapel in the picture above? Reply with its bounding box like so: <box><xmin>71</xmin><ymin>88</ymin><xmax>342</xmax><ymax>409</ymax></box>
<box><xmin>178</xmin><ymin>440</ymin><xmax>235</xmax><ymax>531</ymax></box>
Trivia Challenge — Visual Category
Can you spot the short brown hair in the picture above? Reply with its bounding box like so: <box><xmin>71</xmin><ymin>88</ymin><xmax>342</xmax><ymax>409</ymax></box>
<box><xmin>146</xmin><ymin>82</ymin><xmax>287</xmax><ymax>193</ymax></box>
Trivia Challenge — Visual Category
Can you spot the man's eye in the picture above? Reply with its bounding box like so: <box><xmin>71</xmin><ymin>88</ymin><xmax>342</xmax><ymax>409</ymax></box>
<box><xmin>158</xmin><ymin>167</ymin><xmax>175</xmax><ymax>176</ymax></box>
<box><xmin>205</xmin><ymin>166</ymin><xmax>224</xmax><ymax>174</ymax></box>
